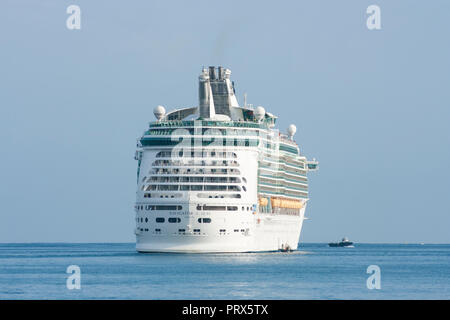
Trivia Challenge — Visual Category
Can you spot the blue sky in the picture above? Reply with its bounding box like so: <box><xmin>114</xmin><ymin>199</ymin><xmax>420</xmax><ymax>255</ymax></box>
<box><xmin>0</xmin><ymin>0</ymin><xmax>449</xmax><ymax>243</ymax></box>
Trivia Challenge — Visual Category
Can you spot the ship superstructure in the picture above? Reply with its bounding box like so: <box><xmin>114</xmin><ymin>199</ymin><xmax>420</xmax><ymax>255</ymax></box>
<box><xmin>134</xmin><ymin>66</ymin><xmax>318</xmax><ymax>252</ymax></box>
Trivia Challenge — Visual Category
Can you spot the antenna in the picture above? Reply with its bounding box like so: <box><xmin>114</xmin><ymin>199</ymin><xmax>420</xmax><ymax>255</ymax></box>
<box><xmin>244</xmin><ymin>93</ymin><xmax>247</xmax><ymax>108</ymax></box>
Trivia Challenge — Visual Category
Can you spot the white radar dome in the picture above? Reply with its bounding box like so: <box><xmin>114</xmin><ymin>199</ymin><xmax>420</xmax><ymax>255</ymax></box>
<box><xmin>254</xmin><ymin>106</ymin><xmax>265</xmax><ymax>121</ymax></box>
<box><xmin>287</xmin><ymin>124</ymin><xmax>297</xmax><ymax>138</ymax></box>
<box><xmin>153</xmin><ymin>105</ymin><xmax>166</xmax><ymax>120</ymax></box>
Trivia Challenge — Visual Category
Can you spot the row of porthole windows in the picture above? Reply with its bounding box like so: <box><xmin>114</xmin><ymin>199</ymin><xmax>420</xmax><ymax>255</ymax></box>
<box><xmin>136</xmin><ymin>204</ymin><xmax>253</xmax><ymax>212</ymax></box>
<box><xmin>196</xmin><ymin>205</ymin><xmax>253</xmax><ymax>212</ymax></box>
<box><xmin>196</xmin><ymin>205</ymin><xmax>237</xmax><ymax>211</ymax></box>
<box><xmin>139</xmin><ymin>228</ymin><xmax>201</xmax><ymax>233</ymax></box>
<box><xmin>219</xmin><ymin>229</ymin><xmax>247</xmax><ymax>233</ymax></box>
<box><xmin>195</xmin><ymin>205</ymin><xmax>255</xmax><ymax>211</ymax></box>
<box><xmin>138</xmin><ymin>228</ymin><xmax>246</xmax><ymax>234</ymax></box>
<box><xmin>137</xmin><ymin>217</ymin><xmax>212</xmax><ymax>224</ymax></box>
<box><xmin>135</xmin><ymin>204</ymin><xmax>252</xmax><ymax>212</ymax></box>
<box><xmin>142</xmin><ymin>193</ymin><xmax>242</xmax><ymax>199</ymax></box>
<box><xmin>136</xmin><ymin>217</ymin><xmax>182</xmax><ymax>223</ymax></box>
<box><xmin>136</xmin><ymin>205</ymin><xmax>252</xmax><ymax>213</ymax></box>
<box><xmin>197</xmin><ymin>193</ymin><xmax>241</xmax><ymax>199</ymax></box>
<box><xmin>143</xmin><ymin>193</ymin><xmax>182</xmax><ymax>198</ymax></box>
<box><xmin>135</xmin><ymin>205</ymin><xmax>183</xmax><ymax>211</ymax></box>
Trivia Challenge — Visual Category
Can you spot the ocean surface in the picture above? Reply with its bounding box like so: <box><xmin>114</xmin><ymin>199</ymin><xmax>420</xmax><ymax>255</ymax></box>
<box><xmin>0</xmin><ymin>243</ymin><xmax>448</xmax><ymax>299</ymax></box>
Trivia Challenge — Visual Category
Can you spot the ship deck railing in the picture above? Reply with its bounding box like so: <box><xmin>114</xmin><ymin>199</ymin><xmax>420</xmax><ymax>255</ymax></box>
<box><xmin>149</xmin><ymin>120</ymin><xmax>267</xmax><ymax>129</ymax></box>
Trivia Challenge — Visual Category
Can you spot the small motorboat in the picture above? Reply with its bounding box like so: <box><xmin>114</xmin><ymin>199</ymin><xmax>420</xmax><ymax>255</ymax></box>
<box><xmin>279</xmin><ymin>244</ymin><xmax>293</xmax><ymax>252</ymax></box>
<box><xmin>328</xmin><ymin>237</ymin><xmax>353</xmax><ymax>247</ymax></box>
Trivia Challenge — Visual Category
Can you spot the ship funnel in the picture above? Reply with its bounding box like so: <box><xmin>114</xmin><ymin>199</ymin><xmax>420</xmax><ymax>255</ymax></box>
<box><xmin>209</xmin><ymin>66</ymin><xmax>217</xmax><ymax>80</ymax></box>
<box><xmin>199</xmin><ymin>68</ymin><xmax>216</xmax><ymax>119</ymax></box>
<box><xmin>218</xmin><ymin>66</ymin><xmax>225</xmax><ymax>80</ymax></box>
<box><xmin>209</xmin><ymin>66</ymin><xmax>234</xmax><ymax>117</ymax></box>
<box><xmin>198</xmin><ymin>66</ymin><xmax>239</xmax><ymax>119</ymax></box>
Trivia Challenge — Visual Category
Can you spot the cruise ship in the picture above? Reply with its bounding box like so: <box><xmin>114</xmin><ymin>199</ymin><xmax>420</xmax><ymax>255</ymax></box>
<box><xmin>134</xmin><ymin>66</ymin><xmax>318</xmax><ymax>253</ymax></box>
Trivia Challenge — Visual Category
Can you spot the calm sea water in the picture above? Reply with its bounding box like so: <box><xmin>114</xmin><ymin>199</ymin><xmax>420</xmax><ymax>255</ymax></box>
<box><xmin>0</xmin><ymin>243</ymin><xmax>448</xmax><ymax>299</ymax></box>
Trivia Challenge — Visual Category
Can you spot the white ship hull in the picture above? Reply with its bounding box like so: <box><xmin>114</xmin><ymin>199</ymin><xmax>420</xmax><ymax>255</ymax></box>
<box><xmin>136</xmin><ymin>208</ymin><xmax>306</xmax><ymax>253</ymax></box>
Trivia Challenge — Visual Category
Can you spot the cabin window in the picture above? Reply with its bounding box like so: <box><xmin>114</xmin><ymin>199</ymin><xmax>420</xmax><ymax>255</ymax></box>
<box><xmin>202</xmin><ymin>205</ymin><xmax>226</xmax><ymax>211</ymax></box>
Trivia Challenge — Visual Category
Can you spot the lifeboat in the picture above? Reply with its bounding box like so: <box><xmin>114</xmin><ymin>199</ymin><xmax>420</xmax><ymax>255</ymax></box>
<box><xmin>258</xmin><ymin>197</ymin><xmax>268</xmax><ymax>206</ymax></box>
<box><xmin>270</xmin><ymin>197</ymin><xmax>303</xmax><ymax>209</ymax></box>
<box><xmin>270</xmin><ymin>197</ymin><xmax>281</xmax><ymax>207</ymax></box>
